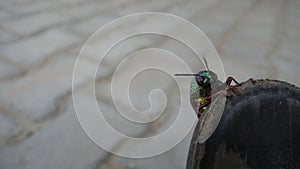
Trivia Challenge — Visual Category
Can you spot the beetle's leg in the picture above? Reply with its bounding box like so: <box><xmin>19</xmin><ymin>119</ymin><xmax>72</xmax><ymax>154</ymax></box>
<box><xmin>225</xmin><ymin>77</ymin><xmax>240</xmax><ymax>95</ymax></box>
<box><xmin>226</xmin><ymin>77</ymin><xmax>239</xmax><ymax>85</ymax></box>
<box><xmin>248</xmin><ymin>78</ymin><xmax>256</xmax><ymax>84</ymax></box>
<box><xmin>205</xmin><ymin>90</ymin><xmax>231</xmax><ymax>100</ymax></box>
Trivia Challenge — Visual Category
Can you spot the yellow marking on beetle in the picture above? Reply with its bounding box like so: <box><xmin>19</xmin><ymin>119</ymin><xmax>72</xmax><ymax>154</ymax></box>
<box><xmin>198</xmin><ymin>98</ymin><xmax>206</xmax><ymax>104</ymax></box>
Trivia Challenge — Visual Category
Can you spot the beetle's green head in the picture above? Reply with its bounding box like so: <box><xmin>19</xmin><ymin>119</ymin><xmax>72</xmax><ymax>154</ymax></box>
<box><xmin>190</xmin><ymin>70</ymin><xmax>214</xmax><ymax>98</ymax></box>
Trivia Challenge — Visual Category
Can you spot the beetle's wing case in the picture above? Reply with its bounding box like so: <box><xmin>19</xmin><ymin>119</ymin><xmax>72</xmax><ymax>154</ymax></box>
<box><xmin>197</xmin><ymin>71</ymin><xmax>226</xmax><ymax>143</ymax></box>
<box><xmin>197</xmin><ymin>94</ymin><xmax>226</xmax><ymax>143</ymax></box>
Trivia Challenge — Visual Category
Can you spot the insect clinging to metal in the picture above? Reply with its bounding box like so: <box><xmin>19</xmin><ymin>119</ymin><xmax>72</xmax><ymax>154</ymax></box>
<box><xmin>175</xmin><ymin>58</ymin><xmax>256</xmax><ymax>118</ymax></box>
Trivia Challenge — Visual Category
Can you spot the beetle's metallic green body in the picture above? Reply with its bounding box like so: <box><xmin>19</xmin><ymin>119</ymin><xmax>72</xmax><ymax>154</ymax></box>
<box><xmin>175</xmin><ymin>58</ymin><xmax>244</xmax><ymax>117</ymax></box>
<box><xmin>190</xmin><ymin>70</ymin><xmax>219</xmax><ymax>116</ymax></box>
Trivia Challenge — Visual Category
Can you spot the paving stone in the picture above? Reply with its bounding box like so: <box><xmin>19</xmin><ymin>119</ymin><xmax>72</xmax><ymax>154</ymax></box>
<box><xmin>0</xmin><ymin>59</ymin><xmax>23</xmax><ymax>79</ymax></box>
<box><xmin>0</xmin><ymin>10</ymin><xmax>9</xmax><ymax>20</ymax></box>
<box><xmin>223</xmin><ymin>0</ymin><xmax>280</xmax><ymax>44</ymax></box>
<box><xmin>0</xmin><ymin>28</ymin><xmax>17</xmax><ymax>43</ymax></box>
<box><xmin>7</xmin><ymin>0</ymin><xmax>34</xmax><ymax>6</ymax></box>
<box><xmin>278</xmin><ymin>36</ymin><xmax>300</xmax><ymax>61</ymax></box>
<box><xmin>53</xmin><ymin>0</ymin><xmax>87</xmax><ymax>6</ymax></box>
<box><xmin>113</xmin><ymin>0</ymin><xmax>182</xmax><ymax>16</ymax></box>
<box><xmin>285</xmin><ymin>24</ymin><xmax>300</xmax><ymax>42</ymax></box>
<box><xmin>167</xmin><ymin>0</ymin><xmax>220</xmax><ymax>19</ymax></box>
<box><xmin>70</xmin><ymin>14</ymin><xmax>116</xmax><ymax>35</ymax></box>
<box><xmin>1</xmin><ymin>11</ymin><xmax>70</xmax><ymax>36</ymax></box>
<box><xmin>0</xmin><ymin>55</ymin><xmax>95</xmax><ymax>121</ymax></box>
<box><xmin>0</xmin><ymin>28</ymin><xmax>80</xmax><ymax>67</ymax></box>
<box><xmin>95</xmin><ymin>80</ymin><xmax>149</xmax><ymax>137</ymax></box>
<box><xmin>288</xmin><ymin>8</ymin><xmax>300</xmax><ymax>23</ymax></box>
<box><xmin>81</xmin><ymin>14</ymin><xmax>195</xmax><ymax>64</ymax></box>
<box><xmin>5</xmin><ymin>1</ymin><xmax>57</xmax><ymax>16</ymax></box>
<box><xmin>59</xmin><ymin>2</ymin><xmax>105</xmax><ymax>20</ymax></box>
<box><xmin>0</xmin><ymin>1</ymin><xmax>12</xmax><ymax>8</ymax></box>
<box><xmin>0</xmin><ymin>94</ymin><xmax>107</xmax><ymax>169</ymax></box>
<box><xmin>100</xmin><ymin>123</ymin><xmax>195</xmax><ymax>169</ymax></box>
<box><xmin>287</xmin><ymin>6</ymin><xmax>300</xmax><ymax>34</ymax></box>
<box><xmin>0</xmin><ymin>113</ymin><xmax>21</xmax><ymax>140</ymax></box>
<box><xmin>222</xmin><ymin>55</ymin><xmax>270</xmax><ymax>83</ymax></box>
<box><xmin>223</xmin><ymin>35</ymin><xmax>272</xmax><ymax>59</ymax></box>
<box><xmin>233</xmin><ymin>24</ymin><xmax>275</xmax><ymax>44</ymax></box>
<box><xmin>191</xmin><ymin>0</ymin><xmax>254</xmax><ymax>45</ymax></box>
<box><xmin>273</xmin><ymin>55</ymin><xmax>300</xmax><ymax>86</ymax></box>
<box><xmin>195</xmin><ymin>18</ymin><xmax>229</xmax><ymax>45</ymax></box>
<box><xmin>221</xmin><ymin>39</ymin><xmax>271</xmax><ymax>81</ymax></box>
<box><xmin>271</xmin><ymin>35</ymin><xmax>300</xmax><ymax>86</ymax></box>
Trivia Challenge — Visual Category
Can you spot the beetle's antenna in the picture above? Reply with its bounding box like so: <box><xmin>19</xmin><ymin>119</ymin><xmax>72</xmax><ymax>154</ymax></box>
<box><xmin>175</xmin><ymin>57</ymin><xmax>210</xmax><ymax>76</ymax></box>
<box><xmin>203</xmin><ymin>57</ymin><xmax>209</xmax><ymax>71</ymax></box>
<box><xmin>174</xmin><ymin>74</ymin><xmax>200</xmax><ymax>76</ymax></box>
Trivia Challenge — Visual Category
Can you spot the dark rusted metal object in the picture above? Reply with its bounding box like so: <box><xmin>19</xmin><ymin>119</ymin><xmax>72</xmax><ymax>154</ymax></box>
<box><xmin>187</xmin><ymin>80</ymin><xmax>300</xmax><ymax>169</ymax></box>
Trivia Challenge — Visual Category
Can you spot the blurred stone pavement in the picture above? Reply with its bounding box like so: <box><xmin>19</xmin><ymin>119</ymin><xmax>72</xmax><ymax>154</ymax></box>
<box><xmin>0</xmin><ymin>0</ymin><xmax>300</xmax><ymax>169</ymax></box>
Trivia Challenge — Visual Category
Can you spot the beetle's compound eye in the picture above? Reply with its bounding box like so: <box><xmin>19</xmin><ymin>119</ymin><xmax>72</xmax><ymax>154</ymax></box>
<box><xmin>196</xmin><ymin>71</ymin><xmax>211</xmax><ymax>86</ymax></box>
<box><xmin>196</xmin><ymin>76</ymin><xmax>204</xmax><ymax>86</ymax></box>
